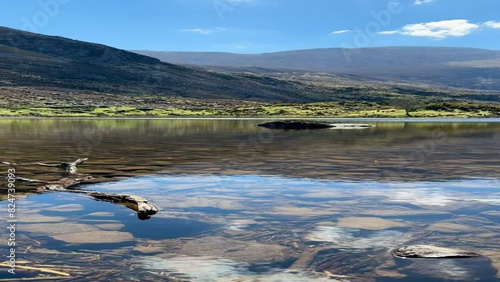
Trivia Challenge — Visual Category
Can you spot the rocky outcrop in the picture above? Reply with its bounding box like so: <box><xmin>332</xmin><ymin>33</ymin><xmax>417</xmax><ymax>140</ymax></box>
<box><xmin>257</xmin><ymin>120</ymin><xmax>334</xmax><ymax>129</ymax></box>
<box><xmin>257</xmin><ymin>120</ymin><xmax>373</xmax><ymax>130</ymax></box>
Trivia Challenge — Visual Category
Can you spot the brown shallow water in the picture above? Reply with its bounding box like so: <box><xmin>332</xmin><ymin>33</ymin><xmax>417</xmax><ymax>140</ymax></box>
<box><xmin>0</xmin><ymin>118</ymin><xmax>500</xmax><ymax>281</ymax></box>
<box><xmin>1</xmin><ymin>118</ymin><xmax>499</xmax><ymax>183</ymax></box>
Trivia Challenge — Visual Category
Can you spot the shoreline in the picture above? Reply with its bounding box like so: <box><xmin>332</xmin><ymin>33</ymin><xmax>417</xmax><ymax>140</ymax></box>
<box><xmin>1</xmin><ymin>116</ymin><xmax>500</xmax><ymax>122</ymax></box>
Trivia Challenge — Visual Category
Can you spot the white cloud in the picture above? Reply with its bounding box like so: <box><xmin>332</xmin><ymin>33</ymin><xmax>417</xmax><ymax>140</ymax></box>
<box><xmin>414</xmin><ymin>0</ymin><xmax>434</xmax><ymax>5</ymax></box>
<box><xmin>378</xmin><ymin>19</ymin><xmax>480</xmax><ymax>39</ymax></box>
<box><xmin>378</xmin><ymin>30</ymin><xmax>399</xmax><ymax>35</ymax></box>
<box><xmin>306</xmin><ymin>226</ymin><xmax>405</xmax><ymax>250</ymax></box>
<box><xmin>483</xmin><ymin>21</ymin><xmax>500</xmax><ymax>29</ymax></box>
<box><xmin>138</xmin><ymin>256</ymin><xmax>331</xmax><ymax>281</ymax></box>
<box><xmin>330</xmin><ymin>29</ymin><xmax>351</xmax><ymax>35</ymax></box>
<box><xmin>180</xmin><ymin>27</ymin><xmax>227</xmax><ymax>35</ymax></box>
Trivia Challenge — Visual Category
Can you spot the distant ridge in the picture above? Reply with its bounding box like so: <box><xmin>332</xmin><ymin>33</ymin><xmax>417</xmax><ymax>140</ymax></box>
<box><xmin>134</xmin><ymin>47</ymin><xmax>500</xmax><ymax>90</ymax></box>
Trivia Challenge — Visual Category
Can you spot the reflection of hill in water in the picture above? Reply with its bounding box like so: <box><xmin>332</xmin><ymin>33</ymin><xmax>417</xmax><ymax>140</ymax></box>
<box><xmin>1</xmin><ymin>119</ymin><xmax>499</xmax><ymax>187</ymax></box>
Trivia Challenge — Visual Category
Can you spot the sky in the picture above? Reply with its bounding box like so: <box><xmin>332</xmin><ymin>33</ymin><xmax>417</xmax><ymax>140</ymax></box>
<box><xmin>0</xmin><ymin>0</ymin><xmax>499</xmax><ymax>53</ymax></box>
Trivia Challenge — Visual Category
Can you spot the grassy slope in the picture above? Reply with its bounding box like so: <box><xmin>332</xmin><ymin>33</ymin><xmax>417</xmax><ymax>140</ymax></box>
<box><xmin>0</xmin><ymin>91</ymin><xmax>498</xmax><ymax>118</ymax></box>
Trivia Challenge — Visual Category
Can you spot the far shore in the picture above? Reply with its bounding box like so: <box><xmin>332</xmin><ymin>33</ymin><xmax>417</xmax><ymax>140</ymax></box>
<box><xmin>1</xmin><ymin>116</ymin><xmax>500</xmax><ymax>122</ymax></box>
<box><xmin>0</xmin><ymin>103</ymin><xmax>498</xmax><ymax>119</ymax></box>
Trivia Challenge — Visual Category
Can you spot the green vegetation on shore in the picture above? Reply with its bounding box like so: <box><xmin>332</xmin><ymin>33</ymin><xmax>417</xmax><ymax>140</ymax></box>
<box><xmin>1</xmin><ymin>101</ymin><xmax>498</xmax><ymax>118</ymax></box>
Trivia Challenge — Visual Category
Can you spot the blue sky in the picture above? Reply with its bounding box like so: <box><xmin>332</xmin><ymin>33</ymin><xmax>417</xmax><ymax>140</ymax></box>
<box><xmin>0</xmin><ymin>0</ymin><xmax>499</xmax><ymax>53</ymax></box>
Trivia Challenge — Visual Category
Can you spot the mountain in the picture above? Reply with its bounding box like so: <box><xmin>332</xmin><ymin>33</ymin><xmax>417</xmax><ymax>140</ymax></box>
<box><xmin>0</xmin><ymin>26</ymin><xmax>498</xmax><ymax>105</ymax></box>
<box><xmin>134</xmin><ymin>47</ymin><xmax>500</xmax><ymax>90</ymax></box>
<box><xmin>0</xmin><ymin>26</ymin><xmax>339</xmax><ymax>102</ymax></box>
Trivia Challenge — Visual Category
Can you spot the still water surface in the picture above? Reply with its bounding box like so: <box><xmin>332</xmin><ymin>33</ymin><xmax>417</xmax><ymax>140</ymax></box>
<box><xmin>1</xmin><ymin>118</ymin><xmax>499</xmax><ymax>281</ymax></box>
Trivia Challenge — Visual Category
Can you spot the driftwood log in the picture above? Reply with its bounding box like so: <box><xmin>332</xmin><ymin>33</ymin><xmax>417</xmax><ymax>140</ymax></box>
<box><xmin>3</xmin><ymin>158</ymin><xmax>159</xmax><ymax>220</ymax></box>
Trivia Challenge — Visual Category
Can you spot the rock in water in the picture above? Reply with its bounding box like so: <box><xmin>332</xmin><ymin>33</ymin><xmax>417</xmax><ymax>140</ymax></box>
<box><xmin>392</xmin><ymin>245</ymin><xmax>481</xmax><ymax>259</ymax></box>
<box><xmin>257</xmin><ymin>120</ymin><xmax>374</xmax><ymax>130</ymax></box>
<box><xmin>257</xmin><ymin>120</ymin><xmax>334</xmax><ymax>130</ymax></box>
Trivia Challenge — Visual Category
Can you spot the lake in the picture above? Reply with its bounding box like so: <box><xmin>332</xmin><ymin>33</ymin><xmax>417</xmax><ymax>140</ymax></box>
<box><xmin>1</xmin><ymin>118</ymin><xmax>500</xmax><ymax>281</ymax></box>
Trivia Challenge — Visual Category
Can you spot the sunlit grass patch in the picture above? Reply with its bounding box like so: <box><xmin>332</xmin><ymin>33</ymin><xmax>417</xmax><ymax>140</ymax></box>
<box><xmin>0</xmin><ymin>101</ymin><xmax>498</xmax><ymax>118</ymax></box>
<box><xmin>92</xmin><ymin>106</ymin><xmax>142</xmax><ymax>116</ymax></box>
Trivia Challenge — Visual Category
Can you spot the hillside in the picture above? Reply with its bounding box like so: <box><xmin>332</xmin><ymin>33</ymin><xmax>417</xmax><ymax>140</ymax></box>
<box><xmin>134</xmin><ymin>47</ymin><xmax>500</xmax><ymax>90</ymax></box>
<box><xmin>0</xmin><ymin>26</ymin><xmax>339</xmax><ymax>102</ymax></box>
<box><xmin>0</xmin><ymin>26</ymin><xmax>499</xmax><ymax>109</ymax></box>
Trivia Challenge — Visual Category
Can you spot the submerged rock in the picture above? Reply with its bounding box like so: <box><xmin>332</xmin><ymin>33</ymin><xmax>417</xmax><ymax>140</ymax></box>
<box><xmin>392</xmin><ymin>245</ymin><xmax>481</xmax><ymax>259</ymax></box>
<box><xmin>179</xmin><ymin>236</ymin><xmax>294</xmax><ymax>263</ymax></box>
<box><xmin>395</xmin><ymin>253</ymin><xmax>497</xmax><ymax>281</ymax></box>
<box><xmin>257</xmin><ymin>120</ymin><xmax>374</xmax><ymax>130</ymax></box>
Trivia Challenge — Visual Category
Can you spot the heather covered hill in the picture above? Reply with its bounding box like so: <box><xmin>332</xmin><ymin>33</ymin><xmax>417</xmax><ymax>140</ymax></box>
<box><xmin>0</xmin><ymin>26</ymin><xmax>334</xmax><ymax>102</ymax></box>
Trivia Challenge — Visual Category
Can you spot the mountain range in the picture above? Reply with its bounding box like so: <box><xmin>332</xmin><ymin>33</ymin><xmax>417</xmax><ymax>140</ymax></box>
<box><xmin>0</xmin><ymin>26</ymin><xmax>499</xmax><ymax>105</ymax></box>
<box><xmin>134</xmin><ymin>47</ymin><xmax>500</xmax><ymax>91</ymax></box>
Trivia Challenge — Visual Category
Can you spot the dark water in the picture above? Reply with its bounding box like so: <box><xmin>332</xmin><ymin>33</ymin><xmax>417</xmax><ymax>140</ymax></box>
<box><xmin>1</xmin><ymin>118</ymin><xmax>500</xmax><ymax>281</ymax></box>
